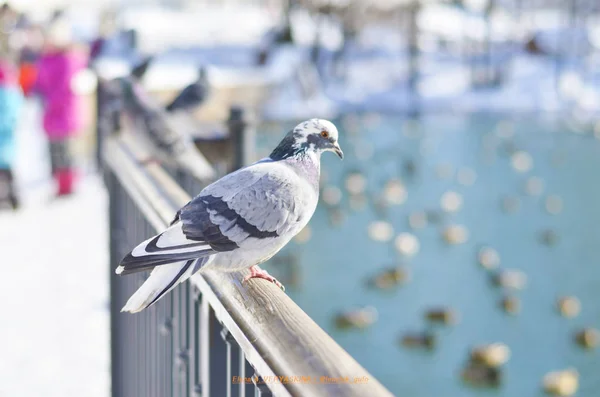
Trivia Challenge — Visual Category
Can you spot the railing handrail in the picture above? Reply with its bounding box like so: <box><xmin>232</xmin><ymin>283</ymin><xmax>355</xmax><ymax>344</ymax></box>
<box><xmin>104</xmin><ymin>134</ymin><xmax>393</xmax><ymax>397</ymax></box>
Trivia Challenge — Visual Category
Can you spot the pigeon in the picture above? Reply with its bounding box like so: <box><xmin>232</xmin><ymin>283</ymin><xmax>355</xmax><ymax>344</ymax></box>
<box><xmin>115</xmin><ymin>75</ymin><xmax>214</xmax><ymax>181</ymax></box>
<box><xmin>116</xmin><ymin>118</ymin><xmax>343</xmax><ymax>313</ymax></box>
<box><xmin>165</xmin><ymin>66</ymin><xmax>210</xmax><ymax>113</ymax></box>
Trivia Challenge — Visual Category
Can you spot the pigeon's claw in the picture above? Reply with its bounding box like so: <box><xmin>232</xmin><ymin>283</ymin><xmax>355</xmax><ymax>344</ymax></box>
<box><xmin>139</xmin><ymin>157</ymin><xmax>160</xmax><ymax>166</ymax></box>
<box><xmin>243</xmin><ymin>265</ymin><xmax>285</xmax><ymax>291</ymax></box>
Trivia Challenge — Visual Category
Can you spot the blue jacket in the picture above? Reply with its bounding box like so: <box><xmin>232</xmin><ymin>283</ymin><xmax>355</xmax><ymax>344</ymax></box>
<box><xmin>0</xmin><ymin>86</ymin><xmax>23</xmax><ymax>168</ymax></box>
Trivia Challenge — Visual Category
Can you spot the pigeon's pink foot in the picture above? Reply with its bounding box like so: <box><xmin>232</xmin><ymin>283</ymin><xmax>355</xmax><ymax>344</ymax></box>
<box><xmin>243</xmin><ymin>266</ymin><xmax>285</xmax><ymax>291</ymax></box>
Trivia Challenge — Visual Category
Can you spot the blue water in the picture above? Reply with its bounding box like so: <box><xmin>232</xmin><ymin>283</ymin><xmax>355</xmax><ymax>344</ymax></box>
<box><xmin>257</xmin><ymin>113</ymin><xmax>600</xmax><ymax>396</ymax></box>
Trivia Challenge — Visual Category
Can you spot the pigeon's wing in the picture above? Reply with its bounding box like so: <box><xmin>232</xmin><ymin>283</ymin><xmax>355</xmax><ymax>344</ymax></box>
<box><xmin>179</xmin><ymin>162</ymin><xmax>308</xmax><ymax>251</ymax></box>
<box><xmin>117</xmin><ymin>161</ymin><xmax>309</xmax><ymax>275</ymax></box>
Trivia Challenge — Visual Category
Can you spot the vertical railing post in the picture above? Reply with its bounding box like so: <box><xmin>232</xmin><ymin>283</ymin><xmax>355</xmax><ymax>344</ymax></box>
<box><xmin>173</xmin><ymin>289</ymin><xmax>184</xmax><ymax>397</ymax></box>
<box><xmin>227</xmin><ymin>106</ymin><xmax>255</xmax><ymax>171</ymax></box>
<box><xmin>239</xmin><ymin>351</ymin><xmax>247</xmax><ymax>397</ymax></box>
<box><xmin>107</xmin><ymin>170</ymin><xmax>119</xmax><ymax>397</ymax></box>
<box><xmin>95</xmin><ymin>79</ymin><xmax>104</xmax><ymax>171</ymax></box>
<box><xmin>483</xmin><ymin>1</ymin><xmax>492</xmax><ymax>86</ymax></box>
<box><xmin>96</xmin><ymin>77</ymin><xmax>122</xmax><ymax>172</ymax></box>
<box><xmin>407</xmin><ymin>2</ymin><xmax>420</xmax><ymax>118</ymax></box>
<box><xmin>191</xmin><ymin>286</ymin><xmax>202</xmax><ymax>397</ymax></box>
<box><xmin>107</xmin><ymin>171</ymin><xmax>126</xmax><ymax>397</ymax></box>
<box><xmin>159</xmin><ymin>296</ymin><xmax>173</xmax><ymax>397</ymax></box>
<box><xmin>221</xmin><ymin>328</ymin><xmax>234</xmax><ymax>397</ymax></box>
<box><xmin>198</xmin><ymin>297</ymin><xmax>232</xmax><ymax>397</ymax></box>
<box><xmin>200</xmin><ymin>297</ymin><xmax>210</xmax><ymax>397</ymax></box>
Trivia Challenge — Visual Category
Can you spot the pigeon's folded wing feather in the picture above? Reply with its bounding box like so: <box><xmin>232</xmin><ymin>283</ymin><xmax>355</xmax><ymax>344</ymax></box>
<box><xmin>116</xmin><ymin>222</ymin><xmax>215</xmax><ymax>275</ymax></box>
<box><xmin>226</xmin><ymin>179</ymin><xmax>299</xmax><ymax>236</ymax></box>
<box><xmin>119</xmin><ymin>163</ymin><xmax>306</xmax><ymax>275</ymax></box>
<box><xmin>180</xmin><ymin>164</ymin><xmax>304</xmax><ymax>250</ymax></box>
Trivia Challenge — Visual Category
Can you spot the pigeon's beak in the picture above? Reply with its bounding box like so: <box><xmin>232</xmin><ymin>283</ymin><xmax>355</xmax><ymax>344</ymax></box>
<box><xmin>333</xmin><ymin>143</ymin><xmax>344</xmax><ymax>160</ymax></box>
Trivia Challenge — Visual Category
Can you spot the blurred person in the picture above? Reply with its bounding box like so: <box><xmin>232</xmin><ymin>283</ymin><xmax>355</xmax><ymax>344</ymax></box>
<box><xmin>0</xmin><ymin>59</ymin><xmax>23</xmax><ymax>209</ymax></box>
<box><xmin>0</xmin><ymin>3</ymin><xmax>19</xmax><ymax>60</ymax></box>
<box><xmin>35</xmin><ymin>15</ymin><xmax>88</xmax><ymax>197</ymax></box>
<box><xmin>89</xmin><ymin>9</ymin><xmax>117</xmax><ymax>64</ymax></box>
<box><xmin>17</xmin><ymin>19</ymin><xmax>44</xmax><ymax>97</ymax></box>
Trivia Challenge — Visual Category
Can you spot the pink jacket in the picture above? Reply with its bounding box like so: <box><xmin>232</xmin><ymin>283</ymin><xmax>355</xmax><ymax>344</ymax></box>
<box><xmin>36</xmin><ymin>49</ymin><xmax>87</xmax><ymax>139</ymax></box>
<box><xmin>0</xmin><ymin>59</ymin><xmax>18</xmax><ymax>87</ymax></box>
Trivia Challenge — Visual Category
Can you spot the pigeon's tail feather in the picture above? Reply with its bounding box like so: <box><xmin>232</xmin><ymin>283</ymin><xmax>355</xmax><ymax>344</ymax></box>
<box><xmin>121</xmin><ymin>258</ymin><xmax>204</xmax><ymax>313</ymax></box>
<box><xmin>116</xmin><ymin>222</ymin><xmax>214</xmax><ymax>275</ymax></box>
<box><xmin>176</xmin><ymin>148</ymin><xmax>215</xmax><ymax>182</ymax></box>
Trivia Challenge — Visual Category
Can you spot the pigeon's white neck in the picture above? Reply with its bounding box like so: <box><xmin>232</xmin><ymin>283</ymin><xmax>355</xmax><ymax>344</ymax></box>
<box><xmin>283</xmin><ymin>151</ymin><xmax>320</xmax><ymax>191</ymax></box>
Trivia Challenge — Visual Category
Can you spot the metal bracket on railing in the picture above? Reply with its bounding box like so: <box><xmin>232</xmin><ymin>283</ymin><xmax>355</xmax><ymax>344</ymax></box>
<box><xmin>253</xmin><ymin>374</ymin><xmax>273</xmax><ymax>397</ymax></box>
<box><xmin>175</xmin><ymin>350</ymin><xmax>189</xmax><ymax>376</ymax></box>
<box><xmin>193</xmin><ymin>384</ymin><xmax>202</xmax><ymax>397</ymax></box>
<box><xmin>220</xmin><ymin>327</ymin><xmax>235</xmax><ymax>343</ymax></box>
<box><xmin>159</xmin><ymin>317</ymin><xmax>173</xmax><ymax>336</ymax></box>
<box><xmin>193</xmin><ymin>287</ymin><xmax>202</xmax><ymax>302</ymax></box>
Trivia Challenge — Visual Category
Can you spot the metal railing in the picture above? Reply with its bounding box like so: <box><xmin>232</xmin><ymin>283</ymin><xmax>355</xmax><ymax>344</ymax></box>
<box><xmin>103</xmin><ymin>127</ymin><xmax>393</xmax><ymax>396</ymax></box>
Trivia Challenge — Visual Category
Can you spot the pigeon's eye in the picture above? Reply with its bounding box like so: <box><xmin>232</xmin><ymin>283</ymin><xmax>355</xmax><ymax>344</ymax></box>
<box><xmin>320</xmin><ymin>130</ymin><xmax>329</xmax><ymax>138</ymax></box>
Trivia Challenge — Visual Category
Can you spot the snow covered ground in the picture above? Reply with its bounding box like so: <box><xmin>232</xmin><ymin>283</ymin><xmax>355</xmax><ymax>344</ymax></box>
<box><xmin>0</xmin><ymin>102</ymin><xmax>109</xmax><ymax>397</ymax></box>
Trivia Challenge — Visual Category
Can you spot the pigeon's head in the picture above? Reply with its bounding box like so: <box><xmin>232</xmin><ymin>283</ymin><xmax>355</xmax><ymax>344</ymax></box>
<box><xmin>270</xmin><ymin>119</ymin><xmax>343</xmax><ymax>161</ymax></box>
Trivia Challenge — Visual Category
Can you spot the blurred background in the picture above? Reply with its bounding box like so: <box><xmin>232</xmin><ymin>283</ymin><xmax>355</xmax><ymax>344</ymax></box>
<box><xmin>1</xmin><ymin>0</ymin><xmax>599</xmax><ymax>396</ymax></box>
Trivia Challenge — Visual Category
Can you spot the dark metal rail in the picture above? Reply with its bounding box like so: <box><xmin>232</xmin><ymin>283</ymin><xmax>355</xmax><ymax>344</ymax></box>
<box><xmin>104</xmin><ymin>132</ymin><xmax>393</xmax><ymax>397</ymax></box>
